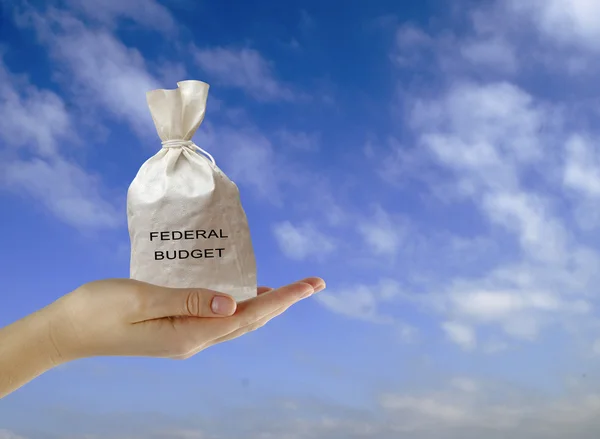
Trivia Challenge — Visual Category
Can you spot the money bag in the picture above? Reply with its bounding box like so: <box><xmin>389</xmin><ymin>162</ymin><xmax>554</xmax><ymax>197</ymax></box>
<box><xmin>127</xmin><ymin>80</ymin><xmax>257</xmax><ymax>301</ymax></box>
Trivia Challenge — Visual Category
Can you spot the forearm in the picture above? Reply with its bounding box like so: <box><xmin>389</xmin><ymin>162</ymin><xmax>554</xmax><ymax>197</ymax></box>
<box><xmin>0</xmin><ymin>303</ymin><xmax>66</xmax><ymax>398</ymax></box>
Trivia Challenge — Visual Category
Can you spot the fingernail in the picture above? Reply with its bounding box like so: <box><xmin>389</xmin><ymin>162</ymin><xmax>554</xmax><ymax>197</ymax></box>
<box><xmin>313</xmin><ymin>281</ymin><xmax>326</xmax><ymax>293</ymax></box>
<box><xmin>211</xmin><ymin>296</ymin><xmax>236</xmax><ymax>315</ymax></box>
<box><xmin>300</xmin><ymin>284</ymin><xmax>315</xmax><ymax>298</ymax></box>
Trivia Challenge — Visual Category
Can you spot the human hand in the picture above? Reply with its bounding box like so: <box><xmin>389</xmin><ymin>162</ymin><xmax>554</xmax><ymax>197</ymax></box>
<box><xmin>46</xmin><ymin>277</ymin><xmax>325</xmax><ymax>361</ymax></box>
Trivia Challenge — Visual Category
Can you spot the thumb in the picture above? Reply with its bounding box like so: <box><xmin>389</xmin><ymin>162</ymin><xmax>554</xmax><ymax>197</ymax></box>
<box><xmin>140</xmin><ymin>285</ymin><xmax>237</xmax><ymax>320</ymax></box>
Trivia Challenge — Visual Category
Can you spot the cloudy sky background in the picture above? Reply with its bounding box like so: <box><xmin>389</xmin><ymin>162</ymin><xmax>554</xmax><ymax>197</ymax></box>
<box><xmin>3</xmin><ymin>0</ymin><xmax>600</xmax><ymax>437</ymax></box>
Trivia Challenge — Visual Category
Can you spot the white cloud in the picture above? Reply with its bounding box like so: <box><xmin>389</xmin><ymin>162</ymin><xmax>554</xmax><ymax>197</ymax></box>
<box><xmin>17</xmin><ymin>3</ymin><xmax>312</xmax><ymax>213</ymax></box>
<box><xmin>389</xmin><ymin>76</ymin><xmax>600</xmax><ymax>347</ymax></box>
<box><xmin>21</xmin><ymin>8</ymin><xmax>160</xmax><ymax>135</ymax></box>
<box><xmin>382</xmin><ymin>394</ymin><xmax>471</xmax><ymax>424</ymax></box>
<box><xmin>411</xmin><ymin>81</ymin><xmax>546</xmax><ymax>175</ymax></box>
<box><xmin>363</xmin><ymin>4</ymin><xmax>600</xmax><ymax>354</ymax></box>
<box><xmin>17</xmin><ymin>3</ymin><xmax>319</xmax><ymax>217</ymax></box>
<box><xmin>393</xmin><ymin>20</ymin><xmax>519</xmax><ymax>77</ymax></box>
<box><xmin>310</xmin><ymin>183</ymin><xmax>348</xmax><ymax>227</ymax></box>
<box><xmin>482</xmin><ymin>191</ymin><xmax>567</xmax><ymax>262</ymax></box>
<box><xmin>451</xmin><ymin>289</ymin><xmax>561</xmax><ymax>321</ymax></box>
<box><xmin>373</xmin><ymin>137</ymin><xmax>426</xmax><ymax>186</ymax></box>
<box><xmin>442</xmin><ymin>321</ymin><xmax>476</xmax><ymax>350</ymax></box>
<box><xmin>482</xmin><ymin>340</ymin><xmax>509</xmax><ymax>354</ymax></box>
<box><xmin>15</xmin><ymin>378</ymin><xmax>600</xmax><ymax>438</ymax></box>
<box><xmin>507</xmin><ymin>0</ymin><xmax>600</xmax><ymax>51</ymax></box>
<box><xmin>460</xmin><ymin>37</ymin><xmax>518</xmax><ymax>73</ymax></box>
<box><xmin>395</xmin><ymin>24</ymin><xmax>431</xmax><ymax>47</ymax></box>
<box><xmin>299</xmin><ymin>10</ymin><xmax>315</xmax><ymax>33</ymax></box>
<box><xmin>392</xmin><ymin>24</ymin><xmax>433</xmax><ymax>67</ymax></box>
<box><xmin>197</xmin><ymin>123</ymin><xmax>326</xmax><ymax>208</ymax></box>
<box><xmin>0</xmin><ymin>430</ymin><xmax>27</xmax><ymax>439</ymax></box>
<box><xmin>327</xmin><ymin>74</ymin><xmax>600</xmax><ymax>348</ymax></box>
<box><xmin>1</xmin><ymin>157</ymin><xmax>121</xmax><ymax>229</ymax></box>
<box><xmin>194</xmin><ymin>47</ymin><xmax>294</xmax><ymax>101</ymax></box>
<box><xmin>274</xmin><ymin>130</ymin><xmax>320</xmax><ymax>151</ymax></box>
<box><xmin>273</xmin><ymin>221</ymin><xmax>336</xmax><ymax>260</ymax></box>
<box><xmin>564</xmin><ymin>134</ymin><xmax>600</xmax><ymax>197</ymax></box>
<box><xmin>154</xmin><ymin>430</ymin><xmax>206</xmax><ymax>439</ymax></box>
<box><xmin>419</xmin><ymin>245</ymin><xmax>598</xmax><ymax>345</ymax></box>
<box><xmin>64</xmin><ymin>0</ymin><xmax>177</xmax><ymax>33</ymax></box>
<box><xmin>315</xmin><ymin>279</ymin><xmax>402</xmax><ymax>324</ymax></box>
<box><xmin>444</xmin><ymin>284</ymin><xmax>590</xmax><ymax>341</ymax></box>
<box><xmin>196</xmin><ymin>124</ymin><xmax>285</xmax><ymax>201</ymax></box>
<box><xmin>392</xmin><ymin>0</ymin><xmax>600</xmax><ymax>83</ymax></box>
<box><xmin>592</xmin><ymin>338</ymin><xmax>600</xmax><ymax>356</ymax></box>
<box><xmin>14</xmin><ymin>3</ymin><xmax>320</xmax><ymax>217</ymax></box>
<box><xmin>397</xmin><ymin>323</ymin><xmax>419</xmax><ymax>343</ymax></box>
<box><xmin>315</xmin><ymin>280</ymin><xmax>421</xmax><ymax>345</ymax></box>
<box><xmin>357</xmin><ymin>205</ymin><xmax>406</xmax><ymax>257</ymax></box>
<box><xmin>450</xmin><ymin>377</ymin><xmax>480</xmax><ymax>393</ymax></box>
<box><xmin>0</xmin><ymin>60</ymin><xmax>71</xmax><ymax>157</ymax></box>
<box><xmin>0</xmin><ymin>58</ymin><xmax>120</xmax><ymax>230</ymax></box>
<box><xmin>375</xmin><ymin>380</ymin><xmax>600</xmax><ymax>438</ymax></box>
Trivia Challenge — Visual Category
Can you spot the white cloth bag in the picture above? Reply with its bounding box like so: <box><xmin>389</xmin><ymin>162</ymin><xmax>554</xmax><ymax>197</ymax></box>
<box><xmin>127</xmin><ymin>80</ymin><xmax>257</xmax><ymax>302</ymax></box>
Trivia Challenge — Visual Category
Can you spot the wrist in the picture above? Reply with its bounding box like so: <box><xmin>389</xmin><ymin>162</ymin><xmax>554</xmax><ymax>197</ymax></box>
<box><xmin>38</xmin><ymin>299</ymin><xmax>73</xmax><ymax>366</ymax></box>
<box><xmin>0</xmin><ymin>301</ymin><xmax>68</xmax><ymax>398</ymax></box>
<box><xmin>41</xmin><ymin>293</ymin><xmax>84</xmax><ymax>364</ymax></box>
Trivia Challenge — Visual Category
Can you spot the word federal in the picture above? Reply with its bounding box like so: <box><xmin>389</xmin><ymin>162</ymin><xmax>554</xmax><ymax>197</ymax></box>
<box><xmin>149</xmin><ymin>229</ymin><xmax>229</xmax><ymax>241</ymax></box>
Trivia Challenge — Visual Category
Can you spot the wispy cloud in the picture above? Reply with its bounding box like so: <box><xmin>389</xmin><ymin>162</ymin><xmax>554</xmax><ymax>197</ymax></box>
<box><xmin>194</xmin><ymin>47</ymin><xmax>295</xmax><ymax>102</ymax></box>
<box><xmin>19</xmin><ymin>8</ymin><xmax>160</xmax><ymax>135</ymax></box>
<box><xmin>11</xmin><ymin>376</ymin><xmax>600</xmax><ymax>438</ymax></box>
<box><xmin>357</xmin><ymin>205</ymin><xmax>407</xmax><ymax>257</ymax></box>
<box><xmin>0</xmin><ymin>60</ymin><xmax>71</xmax><ymax>157</ymax></box>
<box><xmin>196</xmin><ymin>123</ymin><xmax>287</xmax><ymax>202</ymax></box>
<box><xmin>459</xmin><ymin>37</ymin><xmax>518</xmax><ymax>74</ymax></box>
<box><xmin>273</xmin><ymin>221</ymin><xmax>336</xmax><ymax>261</ymax></box>
<box><xmin>1</xmin><ymin>157</ymin><xmax>121</xmax><ymax>229</ymax></box>
<box><xmin>401</xmin><ymin>78</ymin><xmax>600</xmax><ymax>348</ymax></box>
<box><xmin>441</xmin><ymin>321</ymin><xmax>477</xmax><ymax>351</ymax></box>
<box><xmin>0</xmin><ymin>57</ymin><xmax>121</xmax><ymax>230</ymax></box>
<box><xmin>273</xmin><ymin>129</ymin><xmax>320</xmax><ymax>151</ymax></box>
<box><xmin>64</xmin><ymin>0</ymin><xmax>177</xmax><ymax>33</ymax></box>
<box><xmin>506</xmin><ymin>0</ymin><xmax>600</xmax><ymax>51</ymax></box>
<box><xmin>564</xmin><ymin>134</ymin><xmax>600</xmax><ymax>198</ymax></box>
<box><xmin>315</xmin><ymin>279</ymin><xmax>403</xmax><ymax>325</ymax></box>
<box><xmin>0</xmin><ymin>430</ymin><xmax>27</xmax><ymax>439</ymax></box>
<box><xmin>310</xmin><ymin>0</ymin><xmax>600</xmax><ymax>354</ymax></box>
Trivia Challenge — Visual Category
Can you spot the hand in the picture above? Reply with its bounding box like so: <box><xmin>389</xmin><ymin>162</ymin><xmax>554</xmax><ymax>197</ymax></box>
<box><xmin>47</xmin><ymin>277</ymin><xmax>325</xmax><ymax>361</ymax></box>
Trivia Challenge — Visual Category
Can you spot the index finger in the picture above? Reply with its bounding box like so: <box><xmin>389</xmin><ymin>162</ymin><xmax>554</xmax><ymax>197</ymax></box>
<box><xmin>232</xmin><ymin>277</ymin><xmax>324</xmax><ymax>329</ymax></box>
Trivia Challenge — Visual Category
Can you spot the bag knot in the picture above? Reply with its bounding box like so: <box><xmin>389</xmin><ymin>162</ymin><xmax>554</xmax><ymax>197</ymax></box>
<box><xmin>161</xmin><ymin>139</ymin><xmax>194</xmax><ymax>148</ymax></box>
<box><xmin>160</xmin><ymin>140</ymin><xmax>216</xmax><ymax>165</ymax></box>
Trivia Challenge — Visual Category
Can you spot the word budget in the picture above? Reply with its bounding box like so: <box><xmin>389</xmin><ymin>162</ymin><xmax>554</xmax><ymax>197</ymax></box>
<box><xmin>149</xmin><ymin>229</ymin><xmax>228</xmax><ymax>261</ymax></box>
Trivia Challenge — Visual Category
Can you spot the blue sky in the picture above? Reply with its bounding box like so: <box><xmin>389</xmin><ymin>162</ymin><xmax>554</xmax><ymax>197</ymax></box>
<box><xmin>3</xmin><ymin>0</ymin><xmax>600</xmax><ymax>437</ymax></box>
